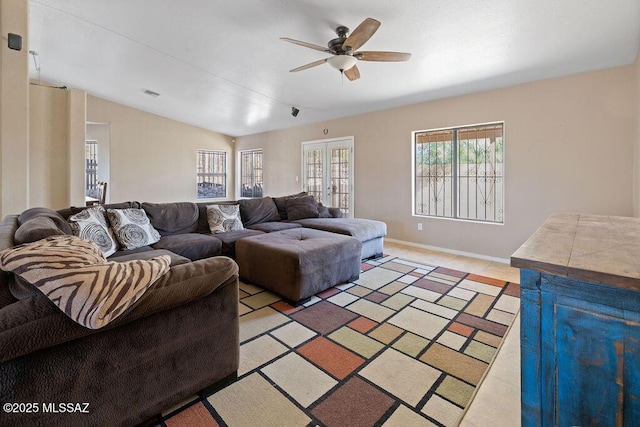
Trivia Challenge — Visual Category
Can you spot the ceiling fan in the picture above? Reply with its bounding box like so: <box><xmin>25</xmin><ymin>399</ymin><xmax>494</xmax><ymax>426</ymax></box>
<box><xmin>281</xmin><ymin>17</ymin><xmax>411</xmax><ymax>81</ymax></box>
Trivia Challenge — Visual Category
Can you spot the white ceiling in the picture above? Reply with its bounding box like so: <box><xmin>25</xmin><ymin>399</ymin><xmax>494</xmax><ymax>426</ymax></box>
<box><xmin>28</xmin><ymin>0</ymin><xmax>640</xmax><ymax>137</ymax></box>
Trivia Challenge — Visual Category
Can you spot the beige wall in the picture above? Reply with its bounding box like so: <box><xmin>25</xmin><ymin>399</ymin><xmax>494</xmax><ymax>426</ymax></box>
<box><xmin>0</xmin><ymin>0</ymin><xmax>29</xmax><ymax>218</ymax></box>
<box><xmin>87</xmin><ymin>95</ymin><xmax>234</xmax><ymax>203</ymax></box>
<box><xmin>237</xmin><ymin>65</ymin><xmax>636</xmax><ymax>259</ymax></box>
<box><xmin>28</xmin><ymin>84</ymin><xmax>69</xmax><ymax>209</ymax></box>
<box><xmin>68</xmin><ymin>89</ymin><xmax>87</xmax><ymax>207</ymax></box>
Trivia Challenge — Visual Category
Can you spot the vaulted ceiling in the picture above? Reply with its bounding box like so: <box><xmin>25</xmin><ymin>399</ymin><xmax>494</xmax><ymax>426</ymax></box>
<box><xmin>28</xmin><ymin>0</ymin><xmax>640</xmax><ymax>137</ymax></box>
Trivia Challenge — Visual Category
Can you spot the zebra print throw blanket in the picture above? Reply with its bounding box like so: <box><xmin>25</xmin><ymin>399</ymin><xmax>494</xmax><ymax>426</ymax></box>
<box><xmin>0</xmin><ymin>235</ymin><xmax>170</xmax><ymax>329</ymax></box>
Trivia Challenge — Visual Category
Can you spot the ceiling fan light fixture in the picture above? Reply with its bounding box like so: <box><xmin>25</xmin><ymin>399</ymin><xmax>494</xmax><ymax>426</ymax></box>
<box><xmin>327</xmin><ymin>55</ymin><xmax>358</xmax><ymax>72</ymax></box>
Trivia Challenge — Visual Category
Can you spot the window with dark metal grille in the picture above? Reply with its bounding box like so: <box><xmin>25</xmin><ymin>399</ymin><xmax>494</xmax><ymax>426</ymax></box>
<box><xmin>413</xmin><ymin>123</ymin><xmax>504</xmax><ymax>223</ymax></box>
<box><xmin>196</xmin><ymin>150</ymin><xmax>226</xmax><ymax>199</ymax></box>
<box><xmin>240</xmin><ymin>149</ymin><xmax>263</xmax><ymax>198</ymax></box>
<box><xmin>85</xmin><ymin>140</ymin><xmax>98</xmax><ymax>198</ymax></box>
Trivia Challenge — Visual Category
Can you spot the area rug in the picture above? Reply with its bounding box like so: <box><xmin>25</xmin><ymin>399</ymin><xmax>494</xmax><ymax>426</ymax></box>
<box><xmin>158</xmin><ymin>256</ymin><xmax>520</xmax><ymax>427</ymax></box>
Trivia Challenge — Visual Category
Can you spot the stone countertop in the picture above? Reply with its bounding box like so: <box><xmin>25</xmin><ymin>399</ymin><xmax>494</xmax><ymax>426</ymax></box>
<box><xmin>511</xmin><ymin>213</ymin><xmax>640</xmax><ymax>291</ymax></box>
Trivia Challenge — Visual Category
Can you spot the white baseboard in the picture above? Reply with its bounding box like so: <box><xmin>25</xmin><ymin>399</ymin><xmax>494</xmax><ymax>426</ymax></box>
<box><xmin>384</xmin><ymin>238</ymin><xmax>511</xmax><ymax>265</ymax></box>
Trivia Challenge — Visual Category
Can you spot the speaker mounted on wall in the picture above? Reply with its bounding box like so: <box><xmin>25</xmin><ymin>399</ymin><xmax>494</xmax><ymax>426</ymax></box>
<box><xmin>8</xmin><ymin>33</ymin><xmax>22</xmax><ymax>51</ymax></box>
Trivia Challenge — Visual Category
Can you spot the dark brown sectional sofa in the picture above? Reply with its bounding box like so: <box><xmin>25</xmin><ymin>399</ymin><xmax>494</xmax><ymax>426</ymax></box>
<box><xmin>0</xmin><ymin>194</ymin><xmax>386</xmax><ymax>426</ymax></box>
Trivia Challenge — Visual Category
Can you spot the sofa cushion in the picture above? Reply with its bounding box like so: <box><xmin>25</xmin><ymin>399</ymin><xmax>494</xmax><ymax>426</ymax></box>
<box><xmin>273</xmin><ymin>192</ymin><xmax>307</xmax><ymax>220</ymax></box>
<box><xmin>109</xmin><ymin>248</ymin><xmax>190</xmax><ymax>267</ymax></box>
<box><xmin>0</xmin><ymin>235</ymin><xmax>170</xmax><ymax>329</ymax></box>
<box><xmin>141</xmin><ymin>202</ymin><xmax>199</xmax><ymax>235</ymax></box>
<box><xmin>212</xmin><ymin>229</ymin><xmax>264</xmax><ymax>258</ymax></box>
<box><xmin>14</xmin><ymin>216</ymin><xmax>66</xmax><ymax>245</ymax></box>
<box><xmin>318</xmin><ymin>203</ymin><xmax>333</xmax><ymax>218</ymax></box>
<box><xmin>293</xmin><ymin>218</ymin><xmax>387</xmax><ymax>242</ymax></box>
<box><xmin>207</xmin><ymin>204</ymin><xmax>244</xmax><ymax>233</ymax></box>
<box><xmin>247</xmin><ymin>222</ymin><xmax>303</xmax><ymax>233</ymax></box>
<box><xmin>108</xmin><ymin>245</ymin><xmax>154</xmax><ymax>259</ymax></box>
<box><xmin>107</xmin><ymin>208</ymin><xmax>161</xmax><ymax>250</ymax></box>
<box><xmin>68</xmin><ymin>205</ymin><xmax>119</xmax><ymax>257</ymax></box>
<box><xmin>238</xmin><ymin>197</ymin><xmax>281</xmax><ymax>226</ymax></box>
<box><xmin>18</xmin><ymin>207</ymin><xmax>73</xmax><ymax>235</ymax></box>
<box><xmin>286</xmin><ymin>195</ymin><xmax>320</xmax><ymax>221</ymax></box>
<box><xmin>151</xmin><ymin>233</ymin><xmax>222</xmax><ymax>261</ymax></box>
<box><xmin>328</xmin><ymin>207</ymin><xmax>344</xmax><ymax>218</ymax></box>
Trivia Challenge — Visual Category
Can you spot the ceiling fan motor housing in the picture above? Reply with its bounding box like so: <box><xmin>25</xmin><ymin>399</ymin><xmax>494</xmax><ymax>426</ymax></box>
<box><xmin>328</xmin><ymin>38</ymin><xmax>346</xmax><ymax>54</ymax></box>
<box><xmin>328</xmin><ymin>25</ymin><xmax>351</xmax><ymax>54</ymax></box>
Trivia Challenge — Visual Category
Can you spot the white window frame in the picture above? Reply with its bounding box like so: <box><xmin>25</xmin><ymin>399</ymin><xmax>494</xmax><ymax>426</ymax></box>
<box><xmin>237</xmin><ymin>148</ymin><xmax>263</xmax><ymax>198</ymax></box>
<box><xmin>412</xmin><ymin>122</ymin><xmax>505</xmax><ymax>224</ymax></box>
<box><xmin>196</xmin><ymin>150</ymin><xmax>227</xmax><ymax>200</ymax></box>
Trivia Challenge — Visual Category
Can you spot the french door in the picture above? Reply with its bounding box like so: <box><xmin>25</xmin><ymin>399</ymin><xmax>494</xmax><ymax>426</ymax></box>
<box><xmin>302</xmin><ymin>137</ymin><xmax>354</xmax><ymax>217</ymax></box>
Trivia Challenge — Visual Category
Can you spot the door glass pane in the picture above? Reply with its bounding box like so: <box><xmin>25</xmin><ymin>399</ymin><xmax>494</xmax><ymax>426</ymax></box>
<box><xmin>305</xmin><ymin>149</ymin><xmax>323</xmax><ymax>203</ymax></box>
<box><xmin>330</xmin><ymin>147</ymin><xmax>350</xmax><ymax>217</ymax></box>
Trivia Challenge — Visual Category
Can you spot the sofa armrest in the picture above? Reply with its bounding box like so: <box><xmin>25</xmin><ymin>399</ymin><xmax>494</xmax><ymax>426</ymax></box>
<box><xmin>0</xmin><ymin>256</ymin><xmax>239</xmax><ymax>363</ymax></box>
<box><xmin>127</xmin><ymin>256</ymin><xmax>238</xmax><ymax>316</ymax></box>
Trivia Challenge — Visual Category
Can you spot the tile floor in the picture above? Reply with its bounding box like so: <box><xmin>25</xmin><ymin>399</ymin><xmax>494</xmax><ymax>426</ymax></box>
<box><xmin>383</xmin><ymin>241</ymin><xmax>521</xmax><ymax>427</ymax></box>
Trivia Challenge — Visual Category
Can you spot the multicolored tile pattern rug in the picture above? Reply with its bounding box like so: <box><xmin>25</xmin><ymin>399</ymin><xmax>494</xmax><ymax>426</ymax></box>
<box><xmin>158</xmin><ymin>256</ymin><xmax>520</xmax><ymax>427</ymax></box>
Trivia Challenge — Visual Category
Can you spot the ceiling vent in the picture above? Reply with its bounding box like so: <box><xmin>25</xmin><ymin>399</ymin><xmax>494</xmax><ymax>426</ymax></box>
<box><xmin>143</xmin><ymin>89</ymin><xmax>160</xmax><ymax>97</ymax></box>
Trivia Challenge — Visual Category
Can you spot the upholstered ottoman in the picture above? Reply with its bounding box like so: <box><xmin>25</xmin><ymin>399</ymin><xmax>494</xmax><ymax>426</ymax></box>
<box><xmin>235</xmin><ymin>228</ymin><xmax>362</xmax><ymax>303</ymax></box>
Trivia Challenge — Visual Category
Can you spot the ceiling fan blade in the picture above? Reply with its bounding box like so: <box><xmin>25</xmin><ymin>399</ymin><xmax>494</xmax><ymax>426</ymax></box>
<box><xmin>289</xmin><ymin>58</ymin><xmax>328</xmax><ymax>72</ymax></box>
<box><xmin>356</xmin><ymin>51</ymin><xmax>411</xmax><ymax>62</ymax></box>
<box><xmin>342</xmin><ymin>18</ymin><xmax>380</xmax><ymax>52</ymax></box>
<box><xmin>344</xmin><ymin>65</ymin><xmax>360</xmax><ymax>81</ymax></box>
<box><xmin>280</xmin><ymin>37</ymin><xmax>331</xmax><ymax>53</ymax></box>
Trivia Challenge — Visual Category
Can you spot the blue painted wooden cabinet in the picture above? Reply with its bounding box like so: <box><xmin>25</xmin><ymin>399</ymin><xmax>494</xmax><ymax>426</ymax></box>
<box><xmin>512</xmin><ymin>214</ymin><xmax>640</xmax><ymax>426</ymax></box>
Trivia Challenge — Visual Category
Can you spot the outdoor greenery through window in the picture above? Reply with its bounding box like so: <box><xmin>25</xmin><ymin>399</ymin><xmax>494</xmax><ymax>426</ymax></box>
<box><xmin>196</xmin><ymin>150</ymin><xmax>226</xmax><ymax>199</ymax></box>
<box><xmin>240</xmin><ymin>149</ymin><xmax>263</xmax><ymax>197</ymax></box>
<box><xmin>413</xmin><ymin>123</ymin><xmax>504</xmax><ymax>223</ymax></box>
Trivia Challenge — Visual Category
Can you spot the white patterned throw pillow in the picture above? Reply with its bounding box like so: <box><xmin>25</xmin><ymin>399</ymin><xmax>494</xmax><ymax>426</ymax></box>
<box><xmin>68</xmin><ymin>205</ymin><xmax>119</xmax><ymax>257</ymax></box>
<box><xmin>106</xmin><ymin>208</ymin><xmax>161</xmax><ymax>250</ymax></box>
<box><xmin>207</xmin><ymin>204</ymin><xmax>244</xmax><ymax>233</ymax></box>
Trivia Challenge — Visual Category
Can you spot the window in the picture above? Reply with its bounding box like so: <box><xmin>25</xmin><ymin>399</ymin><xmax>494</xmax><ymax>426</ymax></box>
<box><xmin>413</xmin><ymin>123</ymin><xmax>504</xmax><ymax>223</ymax></box>
<box><xmin>240</xmin><ymin>149</ymin><xmax>263</xmax><ymax>198</ymax></box>
<box><xmin>196</xmin><ymin>150</ymin><xmax>226</xmax><ymax>199</ymax></box>
<box><xmin>85</xmin><ymin>140</ymin><xmax>98</xmax><ymax>198</ymax></box>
